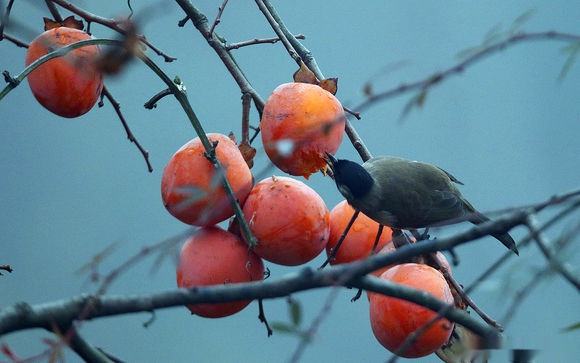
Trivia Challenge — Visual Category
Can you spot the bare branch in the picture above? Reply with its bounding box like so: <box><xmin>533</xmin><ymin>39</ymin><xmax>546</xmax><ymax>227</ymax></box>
<box><xmin>0</xmin><ymin>0</ymin><xmax>16</xmax><ymax>41</ymax></box>
<box><xmin>48</xmin><ymin>0</ymin><xmax>176</xmax><ymax>62</ymax></box>
<box><xmin>1</xmin><ymin>32</ymin><xmax>28</xmax><ymax>48</ymax></box>
<box><xmin>525</xmin><ymin>215</ymin><xmax>580</xmax><ymax>291</ymax></box>
<box><xmin>0</xmin><ymin>264</ymin><xmax>13</xmax><ymax>275</ymax></box>
<box><xmin>256</xmin><ymin>0</ymin><xmax>372</xmax><ymax>161</ymax></box>
<box><xmin>44</xmin><ymin>0</ymin><xmax>63</xmax><ymax>22</ymax></box>
<box><xmin>136</xmin><ymin>52</ymin><xmax>258</xmax><ymax>248</ymax></box>
<box><xmin>174</xmin><ymin>0</ymin><xmax>265</xmax><ymax>114</ymax></box>
<box><xmin>143</xmin><ymin>88</ymin><xmax>171</xmax><ymax>109</ymax></box>
<box><xmin>226</xmin><ymin>34</ymin><xmax>305</xmax><ymax>51</ymax></box>
<box><xmin>208</xmin><ymin>0</ymin><xmax>229</xmax><ymax>37</ymax></box>
<box><xmin>257</xmin><ymin>299</ymin><xmax>273</xmax><ymax>337</ymax></box>
<box><xmin>319</xmin><ymin>211</ymin><xmax>360</xmax><ymax>269</ymax></box>
<box><xmin>65</xmin><ymin>326</ymin><xmax>113</xmax><ymax>363</ymax></box>
<box><xmin>354</xmin><ymin>31</ymin><xmax>580</xmax><ymax>114</ymax></box>
<box><xmin>101</xmin><ymin>87</ymin><xmax>153</xmax><ymax>172</ymax></box>
<box><xmin>254</xmin><ymin>0</ymin><xmax>301</xmax><ymax>65</ymax></box>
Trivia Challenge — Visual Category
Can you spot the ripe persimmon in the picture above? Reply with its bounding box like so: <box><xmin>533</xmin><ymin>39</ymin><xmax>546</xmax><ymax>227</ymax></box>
<box><xmin>261</xmin><ymin>83</ymin><xmax>346</xmax><ymax>178</ymax></box>
<box><xmin>242</xmin><ymin>176</ymin><xmax>330</xmax><ymax>265</ymax></box>
<box><xmin>369</xmin><ymin>263</ymin><xmax>455</xmax><ymax>358</ymax></box>
<box><xmin>176</xmin><ymin>227</ymin><xmax>264</xmax><ymax>318</ymax></box>
<box><xmin>25</xmin><ymin>27</ymin><xmax>103</xmax><ymax>118</ymax></box>
<box><xmin>326</xmin><ymin>200</ymin><xmax>393</xmax><ymax>265</ymax></box>
<box><xmin>161</xmin><ymin>133</ymin><xmax>253</xmax><ymax>226</ymax></box>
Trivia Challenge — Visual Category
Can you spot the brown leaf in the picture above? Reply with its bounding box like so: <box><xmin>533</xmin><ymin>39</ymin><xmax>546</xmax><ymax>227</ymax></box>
<box><xmin>293</xmin><ymin>62</ymin><xmax>319</xmax><ymax>85</ymax></box>
<box><xmin>43</xmin><ymin>16</ymin><xmax>84</xmax><ymax>31</ymax></box>
<box><xmin>319</xmin><ymin>78</ymin><xmax>338</xmax><ymax>95</ymax></box>
<box><xmin>62</xmin><ymin>16</ymin><xmax>84</xmax><ymax>30</ymax></box>
<box><xmin>239</xmin><ymin>142</ymin><xmax>257</xmax><ymax>169</ymax></box>
<box><xmin>43</xmin><ymin>18</ymin><xmax>62</xmax><ymax>31</ymax></box>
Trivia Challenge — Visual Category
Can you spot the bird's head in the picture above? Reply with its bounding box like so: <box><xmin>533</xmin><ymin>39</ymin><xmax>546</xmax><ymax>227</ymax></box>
<box><xmin>323</xmin><ymin>152</ymin><xmax>374</xmax><ymax>201</ymax></box>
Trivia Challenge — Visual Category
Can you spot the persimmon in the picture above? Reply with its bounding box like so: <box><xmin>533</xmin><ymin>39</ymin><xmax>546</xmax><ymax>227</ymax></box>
<box><xmin>161</xmin><ymin>133</ymin><xmax>253</xmax><ymax>226</ymax></box>
<box><xmin>261</xmin><ymin>82</ymin><xmax>346</xmax><ymax>178</ymax></box>
<box><xmin>176</xmin><ymin>227</ymin><xmax>264</xmax><ymax>318</ymax></box>
<box><xmin>25</xmin><ymin>27</ymin><xmax>103</xmax><ymax>118</ymax></box>
<box><xmin>242</xmin><ymin>176</ymin><xmax>329</xmax><ymax>265</ymax></box>
<box><xmin>326</xmin><ymin>200</ymin><xmax>392</xmax><ymax>265</ymax></box>
<box><xmin>369</xmin><ymin>263</ymin><xmax>455</xmax><ymax>358</ymax></box>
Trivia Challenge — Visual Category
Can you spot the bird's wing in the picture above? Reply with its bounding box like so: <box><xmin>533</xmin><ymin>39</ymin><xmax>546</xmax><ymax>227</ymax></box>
<box><xmin>436</xmin><ymin>166</ymin><xmax>464</xmax><ymax>185</ymax></box>
<box><xmin>419</xmin><ymin>189</ymin><xmax>469</xmax><ymax>226</ymax></box>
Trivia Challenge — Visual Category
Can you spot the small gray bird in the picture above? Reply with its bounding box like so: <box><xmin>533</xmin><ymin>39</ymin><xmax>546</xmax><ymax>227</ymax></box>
<box><xmin>324</xmin><ymin>153</ymin><xmax>518</xmax><ymax>255</ymax></box>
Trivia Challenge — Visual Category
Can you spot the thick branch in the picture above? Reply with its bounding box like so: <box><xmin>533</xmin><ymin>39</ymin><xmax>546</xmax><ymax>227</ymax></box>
<box><xmin>5</xmin><ymin>189</ymin><xmax>575</xmax><ymax>339</ymax></box>
<box><xmin>354</xmin><ymin>31</ymin><xmax>580</xmax><ymax>113</ymax></box>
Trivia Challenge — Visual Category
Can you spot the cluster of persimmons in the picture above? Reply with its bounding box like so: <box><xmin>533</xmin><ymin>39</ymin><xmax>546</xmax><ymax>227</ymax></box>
<box><xmin>23</xmin><ymin>21</ymin><xmax>459</xmax><ymax>359</ymax></box>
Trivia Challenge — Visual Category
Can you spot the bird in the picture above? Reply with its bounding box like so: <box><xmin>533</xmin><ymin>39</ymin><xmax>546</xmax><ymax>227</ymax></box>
<box><xmin>323</xmin><ymin>153</ymin><xmax>518</xmax><ymax>255</ymax></box>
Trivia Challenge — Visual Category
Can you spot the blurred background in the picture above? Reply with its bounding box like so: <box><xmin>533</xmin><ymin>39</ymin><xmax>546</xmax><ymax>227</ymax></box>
<box><xmin>1</xmin><ymin>1</ymin><xmax>579</xmax><ymax>362</ymax></box>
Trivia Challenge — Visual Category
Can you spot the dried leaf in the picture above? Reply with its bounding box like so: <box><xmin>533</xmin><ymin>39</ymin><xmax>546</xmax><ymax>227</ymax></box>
<box><xmin>559</xmin><ymin>42</ymin><xmax>580</xmax><ymax>81</ymax></box>
<box><xmin>319</xmin><ymin>77</ymin><xmax>338</xmax><ymax>95</ymax></box>
<box><xmin>239</xmin><ymin>142</ymin><xmax>257</xmax><ymax>168</ymax></box>
<box><xmin>44</xmin><ymin>16</ymin><xmax>84</xmax><ymax>31</ymax></box>
<box><xmin>43</xmin><ymin>18</ymin><xmax>62</xmax><ymax>31</ymax></box>
<box><xmin>293</xmin><ymin>61</ymin><xmax>319</xmax><ymax>84</ymax></box>
<box><xmin>61</xmin><ymin>15</ymin><xmax>84</xmax><ymax>30</ymax></box>
<box><xmin>271</xmin><ymin>322</ymin><xmax>298</xmax><ymax>335</ymax></box>
<box><xmin>288</xmin><ymin>298</ymin><xmax>302</xmax><ymax>326</ymax></box>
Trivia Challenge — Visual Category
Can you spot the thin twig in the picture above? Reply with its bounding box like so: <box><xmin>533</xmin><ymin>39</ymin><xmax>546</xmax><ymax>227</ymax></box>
<box><xmin>226</xmin><ymin>34</ymin><xmax>305</xmax><ymax>51</ymax></box>
<box><xmin>0</xmin><ymin>264</ymin><xmax>13</xmax><ymax>275</ymax></box>
<box><xmin>525</xmin><ymin>215</ymin><xmax>580</xmax><ymax>291</ymax></box>
<box><xmin>466</xmin><ymin>200</ymin><xmax>580</xmax><ymax>294</ymax></box>
<box><xmin>2</xmin><ymin>32</ymin><xmax>28</xmax><ymax>48</ymax></box>
<box><xmin>101</xmin><ymin>87</ymin><xmax>153</xmax><ymax>172</ymax></box>
<box><xmin>143</xmin><ymin>88</ymin><xmax>171</xmax><ymax>109</ymax></box>
<box><xmin>354</xmin><ymin>31</ymin><xmax>580</xmax><ymax>113</ymax></box>
<box><xmin>48</xmin><ymin>0</ymin><xmax>176</xmax><ymax>62</ymax></box>
<box><xmin>65</xmin><ymin>326</ymin><xmax>113</xmax><ymax>363</ymax></box>
<box><xmin>241</xmin><ymin>92</ymin><xmax>252</xmax><ymax>144</ymax></box>
<box><xmin>44</xmin><ymin>0</ymin><xmax>63</xmax><ymax>22</ymax></box>
<box><xmin>258</xmin><ymin>299</ymin><xmax>273</xmax><ymax>337</ymax></box>
<box><xmin>254</xmin><ymin>0</ymin><xmax>301</xmax><ymax>65</ymax></box>
<box><xmin>208</xmin><ymin>0</ymin><xmax>229</xmax><ymax>37</ymax></box>
<box><xmin>289</xmin><ymin>287</ymin><xmax>341</xmax><ymax>363</ymax></box>
<box><xmin>319</xmin><ymin>211</ymin><xmax>360</xmax><ymax>269</ymax></box>
<box><xmin>0</xmin><ymin>0</ymin><xmax>16</xmax><ymax>41</ymax></box>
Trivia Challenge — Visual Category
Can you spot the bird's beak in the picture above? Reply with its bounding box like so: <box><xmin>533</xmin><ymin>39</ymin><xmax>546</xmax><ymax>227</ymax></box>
<box><xmin>323</xmin><ymin>152</ymin><xmax>337</xmax><ymax>172</ymax></box>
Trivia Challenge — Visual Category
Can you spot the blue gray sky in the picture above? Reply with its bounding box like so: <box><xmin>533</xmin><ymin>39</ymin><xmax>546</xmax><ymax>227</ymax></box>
<box><xmin>1</xmin><ymin>1</ymin><xmax>579</xmax><ymax>362</ymax></box>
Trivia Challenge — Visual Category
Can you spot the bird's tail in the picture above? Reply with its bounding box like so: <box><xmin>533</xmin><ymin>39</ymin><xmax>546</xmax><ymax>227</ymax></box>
<box><xmin>468</xmin><ymin>210</ymin><xmax>519</xmax><ymax>255</ymax></box>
